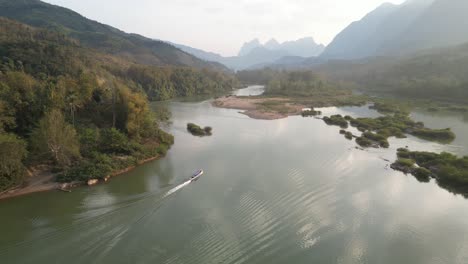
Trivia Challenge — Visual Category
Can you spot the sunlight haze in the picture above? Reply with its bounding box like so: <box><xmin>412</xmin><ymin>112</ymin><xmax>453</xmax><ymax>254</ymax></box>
<box><xmin>42</xmin><ymin>0</ymin><xmax>405</xmax><ymax>56</ymax></box>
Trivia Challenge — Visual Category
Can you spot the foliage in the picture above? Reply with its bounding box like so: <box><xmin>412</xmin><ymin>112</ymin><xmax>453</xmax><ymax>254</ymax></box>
<box><xmin>0</xmin><ymin>2</ymin><xmax>226</xmax><ymax>71</ymax></box>
<box><xmin>392</xmin><ymin>148</ymin><xmax>468</xmax><ymax>196</ymax></box>
<box><xmin>0</xmin><ymin>133</ymin><xmax>27</xmax><ymax>191</ymax></box>
<box><xmin>0</xmin><ymin>18</ymin><xmax>188</xmax><ymax>187</ymax></box>
<box><xmin>339</xmin><ymin>130</ymin><xmax>353</xmax><ymax>140</ymax></box>
<box><xmin>323</xmin><ymin>115</ymin><xmax>349</xmax><ymax>128</ymax></box>
<box><xmin>187</xmin><ymin>123</ymin><xmax>212</xmax><ymax>136</ymax></box>
<box><xmin>122</xmin><ymin>65</ymin><xmax>236</xmax><ymax>101</ymax></box>
<box><xmin>301</xmin><ymin>108</ymin><xmax>322</xmax><ymax>117</ymax></box>
<box><xmin>30</xmin><ymin>109</ymin><xmax>81</xmax><ymax>167</ymax></box>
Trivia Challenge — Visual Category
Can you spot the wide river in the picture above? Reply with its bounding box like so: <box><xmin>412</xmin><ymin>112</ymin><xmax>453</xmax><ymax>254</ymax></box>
<box><xmin>2</xmin><ymin>86</ymin><xmax>468</xmax><ymax>263</ymax></box>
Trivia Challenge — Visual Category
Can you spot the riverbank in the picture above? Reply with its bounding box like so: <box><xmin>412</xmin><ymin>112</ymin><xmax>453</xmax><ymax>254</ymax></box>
<box><xmin>0</xmin><ymin>156</ymin><xmax>162</xmax><ymax>201</ymax></box>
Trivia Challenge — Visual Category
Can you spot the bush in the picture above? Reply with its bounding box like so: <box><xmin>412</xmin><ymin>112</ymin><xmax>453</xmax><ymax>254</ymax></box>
<box><xmin>187</xmin><ymin>123</ymin><xmax>212</xmax><ymax>136</ymax></box>
<box><xmin>0</xmin><ymin>133</ymin><xmax>27</xmax><ymax>191</ymax></box>
<box><xmin>356</xmin><ymin>137</ymin><xmax>373</xmax><ymax>147</ymax></box>
<box><xmin>79</xmin><ymin>128</ymin><xmax>100</xmax><ymax>157</ymax></box>
<box><xmin>396</xmin><ymin>158</ymin><xmax>416</xmax><ymax>168</ymax></box>
<box><xmin>204</xmin><ymin>126</ymin><xmax>213</xmax><ymax>135</ymax></box>
<box><xmin>58</xmin><ymin>152</ymin><xmax>114</xmax><ymax>182</ymax></box>
<box><xmin>413</xmin><ymin>167</ymin><xmax>431</xmax><ymax>182</ymax></box>
<box><xmin>412</xmin><ymin>128</ymin><xmax>455</xmax><ymax>142</ymax></box>
<box><xmin>99</xmin><ymin>128</ymin><xmax>132</xmax><ymax>154</ymax></box>
<box><xmin>323</xmin><ymin>115</ymin><xmax>348</xmax><ymax>128</ymax></box>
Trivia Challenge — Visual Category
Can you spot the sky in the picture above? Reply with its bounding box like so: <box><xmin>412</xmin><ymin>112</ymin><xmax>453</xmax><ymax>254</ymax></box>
<box><xmin>42</xmin><ymin>0</ymin><xmax>406</xmax><ymax>56</ymax></box>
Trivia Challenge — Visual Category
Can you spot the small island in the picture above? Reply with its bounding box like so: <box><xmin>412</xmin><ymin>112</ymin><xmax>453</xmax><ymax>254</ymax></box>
<box><xmin>391</xmin><ymin>148</ymin><xmax>468</xmax><ymax>196</ymax></box>
<box><xmin>187</xmin><ymin>123</ymin><xmax>213</xmax><ymax>136</ymax></box>
<box><xmin>322</xmin><ymin>102</ymin><xmax>456</xmax><ymax>149</ymax></box>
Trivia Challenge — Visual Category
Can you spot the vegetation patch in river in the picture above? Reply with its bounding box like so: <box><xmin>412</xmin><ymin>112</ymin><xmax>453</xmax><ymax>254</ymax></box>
<box><xmin>321</xmin><ymin>102</ymin><xmax>456</xmax><ymax>149</ymax></box>
<box><xmin>301</xmin><ymin>108</ymin><xmax>322</xmax><ymax>117</ymax></box>
<box><xmin>187</xmin><ymin>123</ymin><xmax>213</xmax><ymax>137</ymax></box>
<box><xmin>391</xmin><ymin>148</ymin><xmax>468</xmax><ymax>196</ymax></box>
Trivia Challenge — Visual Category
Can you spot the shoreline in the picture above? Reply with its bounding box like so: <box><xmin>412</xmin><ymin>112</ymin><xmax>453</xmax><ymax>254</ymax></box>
<box><xmin>0</xmin><ymin>156</ymin><xmax>162</xmax><ymax>201</ymax></box>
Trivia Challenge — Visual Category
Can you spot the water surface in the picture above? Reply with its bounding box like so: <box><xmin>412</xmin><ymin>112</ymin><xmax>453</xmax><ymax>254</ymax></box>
<box><xmin>1</xmin><ymin>88</ymin><xmax>468</xmax><ymax>263</ymax></box>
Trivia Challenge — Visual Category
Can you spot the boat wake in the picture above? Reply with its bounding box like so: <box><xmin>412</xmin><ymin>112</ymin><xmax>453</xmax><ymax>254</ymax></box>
<box><xmin>163</xmin><ymin>180</ymin><xmax>192</xmax><ymax>198</ymax></box>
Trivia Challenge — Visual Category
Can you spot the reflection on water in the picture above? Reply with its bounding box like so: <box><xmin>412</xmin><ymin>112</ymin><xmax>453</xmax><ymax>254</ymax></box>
<box><xmin>1</xmin><ymin>92</ymin><xmax>468</xmax><ymax>264</ymax></box>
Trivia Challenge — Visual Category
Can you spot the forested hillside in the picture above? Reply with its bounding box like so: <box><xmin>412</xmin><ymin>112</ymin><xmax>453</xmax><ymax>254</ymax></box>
<box><xmin>0</xmin><ymin>0</ymin><xmax>228</xmax><ymax>70</ymax></box>
<box><xmin>316</xmin><ymin>43</ymin><xmax>468</xmax><ymax>102</ymax></box>
<box><xmin>0</xmin><ymin>18</ymin><xmax>235</xmax><ymax>192</ymax></box>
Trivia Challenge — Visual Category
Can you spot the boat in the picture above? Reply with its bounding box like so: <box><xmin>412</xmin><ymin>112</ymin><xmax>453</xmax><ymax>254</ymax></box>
<box><xmin>189</xmin><ymin>169</ymin><xmax>204</xmax><ymax>182</ymax></box>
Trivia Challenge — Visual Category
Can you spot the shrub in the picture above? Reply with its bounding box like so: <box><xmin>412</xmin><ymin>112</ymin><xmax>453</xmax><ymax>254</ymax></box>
<box><xmin>99</xmin><ymin>128</ymin><xmax>132</xmax><ymax>154</ymax></box>
<box><xmin>356</xmin><ymin>137</ymin><xmax>373</xmax><ymax>147</ymax></box>
<box><xmin>396</xmin><ymin>158</ymin><xmax>416</xmax><ymax>168</ymax></box>
<box><xmin>0</xmin><ymin>134</ymin><xmax>27</xmax><ymax>191</ymax></box>
<box><xmin>323</xmin><ymin>115</ymin><xmax>348</xmax><ymax>128</ymax></box>
<box><xmin>187</xmin><ymin>123</ymin><xmax>212</xmax><ymax>136</ymax></box>
<box><xmin>413</xmin><ymin>167</ymin><xmax>431</xmax><ymax>182</ymax></box>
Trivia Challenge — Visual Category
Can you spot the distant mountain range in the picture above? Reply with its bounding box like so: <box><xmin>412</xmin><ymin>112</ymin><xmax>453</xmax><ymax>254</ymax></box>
<box><xmin>238</xmin><ymin>38</ymin><xmax>325</xmax><ymax>58</ymax></box>
<box><xmin>172</xmin><ymin>38</ymin><xmax>325</xmax><ymax>70</ymax></box>
<box><xmin>321</xmin><ymin>0</ymin><xmax>468</xmax><ymax>60</ymax></box>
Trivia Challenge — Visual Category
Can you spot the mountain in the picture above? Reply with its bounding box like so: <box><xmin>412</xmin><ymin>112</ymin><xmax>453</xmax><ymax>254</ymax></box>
<box><xmin>386</xmin><ymin>0</ymin><xmax>468</xmax><ymax>55</ymax></box>
<box><xmin>320</xmin><ymin>3</ymin><xmax>399</xmax><ymax>59</ymax></box>
<box><xmin>169</xmin><ymin>42</ymin><xmax>226</xmax><ymax>63</ymax></box>
<box><xmin>320</xmin><ymin>0</ymin><xmax>468</xmax><ymax>60</ymax></box>
<box><xmin>0</xmin><ymin>0</ymin><xmax>225</xmax><ymax>70</ymax></box>
<box><xmin>225</xmin><ymin>47</ymin><xmax>290</xmax><ymax>70</ymax></box>
<box><xmin>169</xmin><ymin>37</ymin><xmax>324</xmax><ymax>70</ymax></box>
<box><xmin>239</xmin><ymin>39</ymin><xmax>262</xmax><ymax>56</ymax></box>
<box><xmin>279</xmin><ymin>37</ymin><xmax>326</xmax><ymax>57</ymax></box>
<box><xmin>240</xmin><ymin>38</ymin><xmax>325</xmax><ymax>58</ymax></box>
<box><xmin>314</xmin><ymin>42</ymin><xmax>468</xmax><ymax>102</ymax></box>
<box><xmin>264</xmin><ymin>39</ymin><xmax>281</xmax><ymax>50</ymax></box>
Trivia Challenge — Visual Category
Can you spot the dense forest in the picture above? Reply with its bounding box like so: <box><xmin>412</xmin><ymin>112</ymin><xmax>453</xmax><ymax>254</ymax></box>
<box><xmin>237</xmin><ymin>69</ymin><xmax>356</xmax><ymax>98</ymax></box>
<box><xmin>239</xmin><ymin>40</ymin><xmax>468</xmax><ymax>103</ymax></box>
<box><xmin>0</xmin><ymin>18</ymin><xmax>235</xmax><ymax>192</ymax></box>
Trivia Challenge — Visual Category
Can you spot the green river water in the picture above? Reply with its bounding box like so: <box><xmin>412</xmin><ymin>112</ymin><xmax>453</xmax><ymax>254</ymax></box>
<box><xmin>1</xmin><ymin>86</ymin><xmax>468</xmax><ymax>263</ymax></box>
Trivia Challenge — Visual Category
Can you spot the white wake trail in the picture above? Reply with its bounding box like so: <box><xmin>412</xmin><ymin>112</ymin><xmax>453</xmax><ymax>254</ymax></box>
<box><xmin>163</xmin><ymin>180</ymin><xmax>191</xmax><ymax>198</ymax></box>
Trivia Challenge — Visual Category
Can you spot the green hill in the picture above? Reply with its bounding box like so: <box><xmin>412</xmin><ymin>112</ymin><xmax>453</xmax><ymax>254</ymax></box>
<box><xmin>0</xmin><ymin>17</ymin><xmax>235</xmax><ymax>191</ymax></box>
<box><xmin>0</xmin><ymin>0</ymin><xmax>227</xmax><ymax>70</ymax></box>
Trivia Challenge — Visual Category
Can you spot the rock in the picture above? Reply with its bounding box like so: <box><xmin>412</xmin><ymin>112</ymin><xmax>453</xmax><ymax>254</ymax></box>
<box><xmin>87</xmin><ymin>179</ymin><xmax>99</xmax><ymax>186</ymax></box>
<box><xmin>104</xmin><ymin>176</ymin><xmax>111</xmax><ymax>182</ymax></box>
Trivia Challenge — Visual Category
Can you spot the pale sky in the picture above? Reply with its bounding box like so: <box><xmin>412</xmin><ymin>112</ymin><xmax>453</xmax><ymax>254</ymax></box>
<box><xmin>42</xmin><ymin>0</ymin><xmax>406</xmax><ymax>56</ymax></box>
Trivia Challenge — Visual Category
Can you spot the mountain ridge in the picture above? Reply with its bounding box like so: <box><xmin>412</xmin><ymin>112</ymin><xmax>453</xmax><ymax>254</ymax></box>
<box><xmin>0</xmin><ymin>0</ymin><xmax>226</xmax><ymax>71</ymax></box>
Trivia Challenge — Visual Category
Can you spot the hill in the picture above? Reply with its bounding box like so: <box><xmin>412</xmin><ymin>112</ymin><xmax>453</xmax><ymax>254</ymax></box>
<box><xmin>0</xmin><ymin>0</ymin><xmax>226</xmax><ymax>70</ymax></box>
<box><xmin>0</xmin><ymin>17</ymin><xmax>237</xmax><ymax>192</ymax></box>
<box><xmin>321</xmin><ymin>0</ymin><xmax>468</xmax><ymax>60</ymax></box>
<box><xmin>173</xmin><ymin>37</ymin><xmax>324</xmax><ymax>70</ymax></box>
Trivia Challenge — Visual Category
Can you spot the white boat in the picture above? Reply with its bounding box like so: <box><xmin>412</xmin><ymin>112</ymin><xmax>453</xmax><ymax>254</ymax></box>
<box><xmin>189</xmin><ymin>170</ymin><xmax>204</xmax><ymax>182</ymax></box>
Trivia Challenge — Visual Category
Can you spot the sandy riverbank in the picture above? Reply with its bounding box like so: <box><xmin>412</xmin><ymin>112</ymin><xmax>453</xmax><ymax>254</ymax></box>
<box><xmin>213</xmin><ymin>96</ymin><xmax>307</xmax><ymax>120</ymax></box>
<box><xmin>0</xmin><ymin>156</ymin><xmax>162</xmax><ymax>201</ymax></box>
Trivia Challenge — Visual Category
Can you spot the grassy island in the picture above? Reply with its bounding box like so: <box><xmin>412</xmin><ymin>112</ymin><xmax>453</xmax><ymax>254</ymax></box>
<box><xmin>339</xmin><ymin>129</ymin><xmax>354</xmax><ymax>140</ymax></box>
<box><xmin>301</xmin><ymin>108</ymin><xmax>322</xmax><ymax>117</ymax></box>
<box><xmin>187</xmin><ymin>123</ymin><xmax>213</xmax><ymax>136</ymax></box>
<box><xmin>322</xmin><ymin>102</ymin><xmax>456</xmax><ymax>148</ymax></box>
<box><xmin>323</xmin><ymin>115</ymin><xmax>349</xmax><ymax>128</ymax></box>
<box><xmin>391</xmin><ymin>148</ymin><xmax>468</xmax><ymax>196</ymax></box>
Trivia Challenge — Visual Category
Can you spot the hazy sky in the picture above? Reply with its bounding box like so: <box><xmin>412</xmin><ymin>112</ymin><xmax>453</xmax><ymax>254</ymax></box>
<box><xmin>42</xmin><ymin>0</ymin><xmax>406</xmax><ymax>56</ymax></box>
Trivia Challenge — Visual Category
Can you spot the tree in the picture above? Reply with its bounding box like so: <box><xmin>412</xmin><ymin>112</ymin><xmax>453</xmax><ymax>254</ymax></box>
<box><xmin>31</xmin><ymin>109</ymin><xmax>80</xmax><ymax>167</ymax></box>
<box><xmin>0</xmin><ymin>133</ymin><xmax>27</xmax><ymax>191</ymax></box>
<box><xmin>57</xmin><ymin>74</ymin><xmax>94</xmax><ymax>126</ymax></box>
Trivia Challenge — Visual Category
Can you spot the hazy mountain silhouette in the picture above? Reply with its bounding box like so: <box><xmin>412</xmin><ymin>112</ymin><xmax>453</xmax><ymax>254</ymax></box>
<box><xmin>321</xmin><ymin>0</ymin><xmax>468</xmax><ymax>60</ymax></box>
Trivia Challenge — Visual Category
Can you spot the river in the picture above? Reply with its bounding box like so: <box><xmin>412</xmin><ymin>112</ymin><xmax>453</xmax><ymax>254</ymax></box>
<box><xmin>1</xmin><ymin>86</ymin><xmax>468</xmax><ymax>263</ymax></box>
